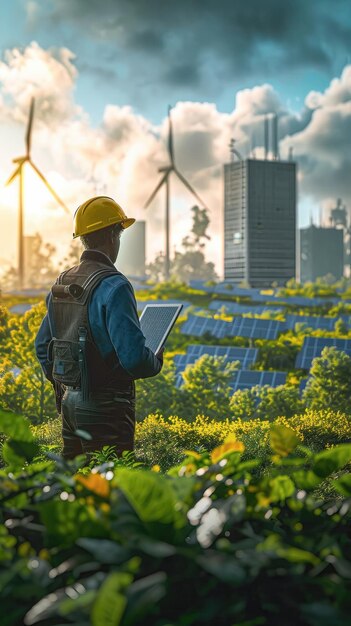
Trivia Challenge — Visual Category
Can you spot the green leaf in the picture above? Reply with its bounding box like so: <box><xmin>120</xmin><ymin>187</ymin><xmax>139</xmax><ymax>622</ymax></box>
<box><xmin>197</xmin><ymin>551</ymin><xmax>246</xmax><ymax>584</ymax></box>
<box><xmin>258</xmin><ymin>535</ymin><xmax>319</xmax><ymax>565</ymax></box>
<box><xmin>135</xmin><ymin>536</ymin><xmax>177</xmax><ymax>557</ymax></box>
<box><xmin>59</xmin><ymin>590</ymin><xmax>96</xmax><ymax>617</ymax></box>
<box><xmin>77</xmin><ymin>538</ymin><xmax>130</xmax><ymax>564</ymax></box>
<box><xmin>333</xmin><ymin>473</ymin><xmax>351</xmax><ymax>497</ymax></box>
<box><xmin>91</xmin><ymin>571</ymin><xmax>132</xmax><ymax>626</ymax></box>
<box><xmin>114</xmin><ymin>469</ymin><xmax>178</xmax><ymax>525</ymax></box>
<box><xmin>313</xmin><ymin>444</ymin><xmax>351</xmax><ymax>478</ymax></box>
<box><xmin>269</xmin><ymin>475</ymin><xmax>295</xmax><ymax>502</ymax></box>
<box><xmin>292</xmin><ymin>470</ymin><xmax>322</xmax><ymax>490</ymax></box>
<box><xmin>123</xmin><ymin>573</ymin><xmax>167</xmax><ymax>626</ymax></box>
<box><xmin>3</xmin><ymin>439</ymin><xmax>39</xmax><ymax>464</ymax></box>
<box><xmin>331</xmin><ymin>558</ymin><xmax>351</xmax><ymax>579</ymax></box>
<box><xmin>270</xmin><ymin>424</ymin><xmax>300</xmax><ymax>457</ymax></box>
<box><xmin>0</xmin><ymin>409</ymin><xmax>33</xmax><ymax>440</ymax></box>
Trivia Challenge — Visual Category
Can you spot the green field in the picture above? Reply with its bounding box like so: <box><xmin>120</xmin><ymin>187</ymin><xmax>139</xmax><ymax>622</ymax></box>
<box><xmin>0</xmin><ymin>280</ymin><xmax>351</xmax><ymax>625</ymax></box>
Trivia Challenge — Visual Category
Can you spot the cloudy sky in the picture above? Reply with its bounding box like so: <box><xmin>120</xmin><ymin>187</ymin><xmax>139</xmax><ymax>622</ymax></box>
<box><xmin>0</xmin><ymin>0</ymin><xmax>351</xmax><ymax>274</ymax></box>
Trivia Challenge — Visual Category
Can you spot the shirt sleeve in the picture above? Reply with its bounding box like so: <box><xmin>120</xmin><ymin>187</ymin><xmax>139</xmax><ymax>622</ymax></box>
<box><xmin>105</xmin><ymin>281</ymin><xmax>162</xmax><ymax>379</ymax></box>
<box><xmin>34</xmin><ymin>293</ymin><xmax>54</xmax><ymax>382</ymax></box>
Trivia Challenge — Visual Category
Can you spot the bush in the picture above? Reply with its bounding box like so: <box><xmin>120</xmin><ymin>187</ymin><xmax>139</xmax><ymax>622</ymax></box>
<box><xmin>0</xmin><ymin>303</ymin><xmax>56</xmax><ymax>422</ymax></box>
<box><xmin>230</xmin><ymin>384</ymin><xmax>305</xmax><ymax>421</ymax></box>
<box><xmin>1</xmin><ymin>411</ymin><xmax>351</xmax><ymax>626</ymax></box>
<box><xmin>304</xmin><ymin>347</ymin><xmax>351</xmax><ymax>414</ymax></box>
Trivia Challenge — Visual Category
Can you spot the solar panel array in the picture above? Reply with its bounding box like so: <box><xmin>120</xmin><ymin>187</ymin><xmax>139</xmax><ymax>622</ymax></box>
<box><xmin>208</xmin><ymin>300</ymin><xmax>283</xmax><ymax>314</ymax></box>
<box><xmin>174</xmin><ymin>344</ymin><xmax>258</xmax><ymax>373</ymax></box>
<box><xmin>180</xmin><ymin>314</ymin><xmax>230</xmax><ymax>338</ymax></box>
<box><xmin>285</xmin><ymin>314</ymin><xmax>341</xmax><ymax>331</ymax></box>
<box><xmin>188</xmin><ymin>281</ymin><xmax>344</xmax><ymax>308</ymax></box>
<box><xmin>230</xmin><ymin>370</ymin><xmax>287</xmax><ymax>392</ymax></box>
<box><xmin>251</xmin><ymin>294</ymin><xmax>332</xmax><ymax>307</ymax></box>
<box><xmin>174</xmin><ymin>344</ymin><xmax>259</xmax><ymax>388</ymax></box>
<box><xmin>295</xmin><ymin>337</ymin><xmax>351</xmax><ymax>369</ymax></box>
<box><xmin>230</xmin><ymin>317</ymin><xmax>285</xmax><ymax>340</ymax></box>
<box><xmin>181</xmin><ymin>314</ymin><xmax>285</xmax><ymax>340</ymax></box>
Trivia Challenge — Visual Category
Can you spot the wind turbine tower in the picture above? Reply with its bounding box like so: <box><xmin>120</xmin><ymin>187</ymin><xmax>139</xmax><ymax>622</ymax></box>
<box><xmin>144</xmin><ymin>106</ymin><xmax>208</xmax><ymax>280</ymax></box>
<box><xmin>6</xmin><ymin>98</ymin><xmax>69</xmax><ymax>289</ymax></box>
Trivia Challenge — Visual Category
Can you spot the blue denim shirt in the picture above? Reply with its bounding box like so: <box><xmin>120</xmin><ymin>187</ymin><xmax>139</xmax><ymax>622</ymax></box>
<box><xmin>35</xmin><ymin>250</ymin><xmax>162</xmax><ymax>381</ymax></box>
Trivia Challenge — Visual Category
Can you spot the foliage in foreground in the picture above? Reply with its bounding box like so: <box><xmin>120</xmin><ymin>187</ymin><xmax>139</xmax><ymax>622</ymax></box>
<box><xmin>1</xmin><ymin>411</ymin><xmax>351</xmax><ymax>626</ymax></box>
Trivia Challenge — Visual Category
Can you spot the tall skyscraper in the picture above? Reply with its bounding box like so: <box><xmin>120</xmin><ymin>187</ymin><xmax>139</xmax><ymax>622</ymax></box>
<box><xmin>224</xmin><ymin>159</ymin><xmax>297</xmax><ymax>287</ymax></box>
<box><xmin>117</xmin><ymin>221</ymin><xmax>146</xmax><ymax>277</ymax></box>
<box><xmin>300</xmin><ymin>225</ymin><xmax>344</xmax><ymax>282</ymax></box>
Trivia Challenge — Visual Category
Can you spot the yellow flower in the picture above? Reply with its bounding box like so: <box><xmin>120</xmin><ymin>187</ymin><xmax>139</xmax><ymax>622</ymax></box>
<box><xmin>75</xmin><ymin>473</ymin><xmax>110</xmax><ymax>498</ymax></box>
<box><xmin>211</xmin><ymin>435</ymin><xmax>245</xmax><ymax>464</ymax></box>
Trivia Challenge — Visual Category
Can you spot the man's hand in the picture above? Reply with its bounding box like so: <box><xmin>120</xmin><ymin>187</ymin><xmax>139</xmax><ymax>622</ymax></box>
<box><xmin>156</xmin><ymin>346</ymin><xmax>164</xmax><ymax>365</ymax></box>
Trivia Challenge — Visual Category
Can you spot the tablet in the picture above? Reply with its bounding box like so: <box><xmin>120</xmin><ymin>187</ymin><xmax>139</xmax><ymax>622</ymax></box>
<box><xmin>139</xmin><ymin>303</ymin><xmax>183</xmax><ymax>354</ymax></box>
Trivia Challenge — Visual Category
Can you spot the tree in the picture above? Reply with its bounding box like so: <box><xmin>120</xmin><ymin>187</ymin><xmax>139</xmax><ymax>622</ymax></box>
<box><xmin>303</xmin><ymin>347</ymin><xmax>351</xmax><ymax>414</ymax></box>
<box><xmin>171</xmin><ymin>249</ymin><xmax>217</xmax><ymax>283</ymax></box>
<box><xmin>59</xmin><ymin>239</ymin><xmax>84</xmax><ymax>272</ymax></box>
<box><xmin>179</xmin><ymin>355</ymin><xmax>238</xmax><ymax>420</ymax></box>
<box><xmin>0</xmin><ymin>233</ymin><xmax>59</xmax><ymax>290</ymax></box>
<box><xmin>334</xmin><ymin>318</ymin><xmax>348</xmax><ymax>336</ymax></box>
<box><xmin>146</xmin><ymin>205</ymin><xmax>218</xmax><ymax>283</ymax></box>
<box><xmin>26</xmin><ymin>233</ymin><xmax>58</xmax><ymax>288</ymax></box>
<box><xmin>145</xmin><ymin>251</ymin><xmax>168</xmax><ymax>283</ymax></box>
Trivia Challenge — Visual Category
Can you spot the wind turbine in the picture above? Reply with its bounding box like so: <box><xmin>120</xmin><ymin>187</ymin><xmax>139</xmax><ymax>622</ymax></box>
<box><xmin>144</xmin><ymin>106</ymin><xmax>208</xmax><ymax>280</ymax></box>
<box><xmin>6</xmin><ymin>98</ymin><xmax>69</xmax><ymax>289</ymax></box>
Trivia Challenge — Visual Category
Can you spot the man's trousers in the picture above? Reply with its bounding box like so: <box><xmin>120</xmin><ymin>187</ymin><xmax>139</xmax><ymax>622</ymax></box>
<box><xmin>60</xmin><ymin>382</ymin><xmax>136</xmax><ymax>459</ymax></box>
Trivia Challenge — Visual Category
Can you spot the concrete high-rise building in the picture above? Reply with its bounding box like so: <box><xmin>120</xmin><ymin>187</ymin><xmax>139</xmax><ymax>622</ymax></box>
<box><xmin>224</xmin><ymin>158</ymin><xmax>297</xmax><ymax>287</ymax></box>
<box><xmin>300</xmin><ymin>225</ymin><xmax>344</xmax><ymax>282</ymax></box>
<box><xmin>117</xmin><ymin>221</ymin><xmax>146</xmax><ymax>277</ymax></box>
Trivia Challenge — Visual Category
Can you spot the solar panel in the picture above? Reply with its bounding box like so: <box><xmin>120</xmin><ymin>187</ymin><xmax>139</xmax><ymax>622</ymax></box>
<box><xmin>285</xmin><ymin>314</ymin><xmax>341</xmax><ymax>331</ymax></box>
<box><xmin>230</xmin><ymin>370</ymin><xmax>287</xmax><ymax>392</ymax></box>
<box><xmin>181</xmin><ymin>314</ymin><xmax>285</xmax><ymax>340</ymax></box>
<box><xmin>180</xmin><ymin>314</ymin><xmax>234</xmax><ymax>338</ymax></box>
<box><xmin>208</xmin><ymin>300</ymin><xmax>283</xmax><ymax>315</ymax></box>
<box><xmin>295</xmin><ymin>336</ymin><xmax>351</xmax><ymax>369</ymax></box>
<box><xmin>230</xmin><ymin>317</ymin><xmax>285</xmax><ymax>340</ymax></box>
<box><xmin>173</xmin><ymin>344</ymin><xmax>258</xmax><ymax>376</ymax></box>
<box><xmin>249</xmin><ymin>294</ymin><xmax>339</xmax><ymax>307</ymax></box>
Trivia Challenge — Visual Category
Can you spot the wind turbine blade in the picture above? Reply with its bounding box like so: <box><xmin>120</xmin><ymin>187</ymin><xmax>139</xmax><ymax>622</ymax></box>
<box><xmin>144</xmin><ymin>171</ymin><xmax>169</xmax><ymax>208</ymax></box>
<box><xmin>167</xmin><ymin>105</ymin><xmax>175</xmax><ymax>166</ymax></box>
<box><xmin>30</xmin><ymin>162</ymin><xmax>70</xmax><ymax>213</ymax></box>
<box><xmin>5</xmin><ymin>165</ymin><xmax>22</xmax><ymax>186</ymax></box>
<box><xmin>174</xmin><ymin>169</ymin><xmax>208</xmax><ymax>208</ymax></box>
<box><xmin>26</xmin><ymin>98</ymin><xmax>35</xmax><ymax>157</ymax></box>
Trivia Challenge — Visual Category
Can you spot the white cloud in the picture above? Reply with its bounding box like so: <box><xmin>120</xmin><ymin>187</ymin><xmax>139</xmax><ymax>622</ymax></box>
<box><xmin>0</xmin><ymin>41</ymin><xmax>80</xmax><ymax>125</ymax></box>
<box><xmin>1</xmin><ymin>42</ymin><xmax>351</xmax><ymax>276</ymax></box>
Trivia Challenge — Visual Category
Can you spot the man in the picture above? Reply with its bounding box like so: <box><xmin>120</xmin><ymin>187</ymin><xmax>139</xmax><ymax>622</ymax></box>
<box><xmin>35</xmin><ymin>196</ymin><xmax>163</xmax><ymax>459</ymax></box>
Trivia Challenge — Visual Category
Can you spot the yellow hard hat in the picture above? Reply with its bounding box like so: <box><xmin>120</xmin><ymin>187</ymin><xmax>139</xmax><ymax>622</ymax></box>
<box><xmin>73</xmin><ymin>196</ymin><xmax>135</xmax><ymax>239</ymax></box>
